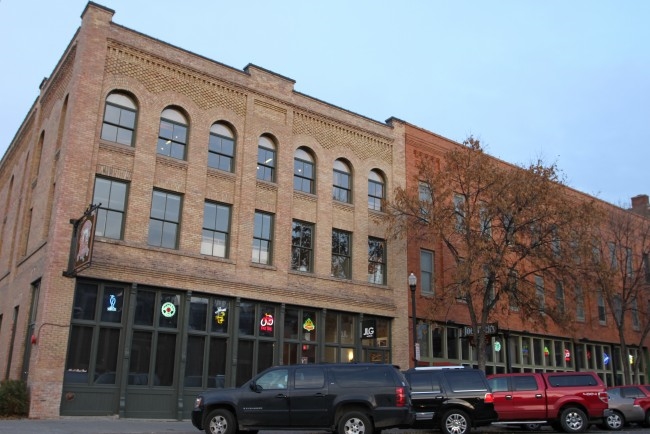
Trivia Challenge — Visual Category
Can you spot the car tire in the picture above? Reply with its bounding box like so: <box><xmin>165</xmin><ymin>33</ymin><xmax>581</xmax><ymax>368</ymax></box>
<box><xmin>441</xmin><ymin>409</ymin><xmax>470</xmax><ymax>434</ymax></box>
<box><xmin>559</xmin><ymin>407</ymin><xmax>588</xmax><ymax>433</ymax></box>
<box><xmin>204</xmin><ymin>408</ymin><xmax>236</xmax><ymax>434</ymax></box>
<box><xmin>338</xmin><ymin>410</ymin><xmax>373</xmax><ymax>434</ymax></box>
<box><xmin>644</xmin><ymin>410</ymin><xmax>650</xmax><ymax>428</ymax></box>
<box><xmin>604</xmin><ymin>410</ymin><xmax>624</xmax><ymax>431</ymax></box>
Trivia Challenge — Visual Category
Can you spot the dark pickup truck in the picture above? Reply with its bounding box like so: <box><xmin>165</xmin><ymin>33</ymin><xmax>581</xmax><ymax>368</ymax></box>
<box><xmin>192</xmin><ymin>363</ymin><xmax>414</xmax><ymax>434</ymax></box>
<box><xmin>488</xmin><ymin>371</ymin><xmax>612</xmax><ymax>433</ymax></box>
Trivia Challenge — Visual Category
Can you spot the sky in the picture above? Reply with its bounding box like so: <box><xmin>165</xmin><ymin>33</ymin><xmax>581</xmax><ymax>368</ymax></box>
<box><xmin>1</xmin><ymin>1</ymin><xmax>648</xmax><ymax>207</ymax></box>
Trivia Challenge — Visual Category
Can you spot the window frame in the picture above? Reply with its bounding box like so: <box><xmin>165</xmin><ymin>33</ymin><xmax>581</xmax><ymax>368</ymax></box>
<box><xmin>332</xmin><ymin>229</ymin><xmax>352</xmax><ymax>279</ymax></box>
<box><xmin>100</xmin><ymin>93</ymin><xmax>137</xmax><ymax>146</ymax></box>
<box><xmin>294</xmin><ymin>148</ymin><xmax>315</xmax><ymax>194</ymax></box>
<box><xmin>208</xmin><ymin>123</ymin><xmax>236</xmax><ymax>173</ymax></box>
<box><xmin>148</xmin><ymin>189</ymin><xmax>182</xmax><ymax>249</ymax></box>
<box><xmin>368</xmin><ymin>170</ymin><xmax>385</xmax><ymax>211</ymax></box>
<box><xmin>93</xmin><ymin>177</ymin><xmax>128</xmax><ymax>240</ymax></box>
<box><xmin>257</xmin><ymin>136</ymin><xmax>276</xmax><ymax>182</ymax></box>
<box><xmin>157</xmin><ymin>108</ymin><xmax>188</xmax><ymax>160</ymax></box>
<box><xmin>252</xmin><ymin>211</ymin><xmax>274</xmax><ymax>265</ymax></box>
<box><xmin>333</xmin><ymin>160</ymin><xmax>352</xmax><ymax>204</ymax></box>
<box><xmin>368</xmin><ymin>237</ymin><xmax>386</xmax><ymax>285</ymax></box>
<box><xmin>201</xmin><ymin>201</ymin><xmax>232</xmax><ymax>258</ymax></box>
<box><xmin>420</xmin><ymin>249</ymin><xmax>434</xmax><ymax>294</ymax></box>
<box><xmin>291</xmin><ymin>220</ymin><xmax>315</xmax><ymax>272</ymax></box>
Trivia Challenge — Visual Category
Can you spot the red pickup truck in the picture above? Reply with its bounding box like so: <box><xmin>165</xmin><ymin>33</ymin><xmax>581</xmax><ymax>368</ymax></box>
<box><xmin>487</xmin><ymin>372</ymin><xmax>611</xmax><ymax>433</ymax></box>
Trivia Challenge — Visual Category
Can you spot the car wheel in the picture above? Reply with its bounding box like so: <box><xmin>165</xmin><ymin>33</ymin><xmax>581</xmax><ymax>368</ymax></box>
<box><xmin>644</xmin><ymin>410</ymin><xmax>650</xmax><ymax>428</ymax></box>
<box><xmin>559</xmin><ymin>407</ymin><xmax>588</xmax><ymax>433</ymax></box>
<box><xmin>204</xmin><ymin>408</ymin><xmax>236</xmax><ymax>434</ymax></box>
<box><xmin>441</xmin><ymin>409</ymin><xmax>470</xmax><ymax>434</ymax></box>
<box><xmin>604</xmin><ymin>410</ymin><xmax>624</xmax><ymax>431</ymax></box>
<box><xmin>338</xmin><ymin>410</ymin><xmax>373</xmax><ymax>434</ymax></box>
<box><xmin>521</xmin><ymin>423</ymin><xmax>542</xmax><ymax>431</ymax></box>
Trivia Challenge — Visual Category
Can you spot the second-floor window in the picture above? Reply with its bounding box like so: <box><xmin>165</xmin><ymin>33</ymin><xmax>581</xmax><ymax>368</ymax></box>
<box><xmin>201</xmin><ymin>201</ymin><xmax>231</xmax><ymax>258</ymax></box>
<box><xmin>368</xmin><ymin>237</ymin><xmax>386</xmax><ymax>284</ymax></box>
<box><xmin>93</xmin><ymin>177</ymin><xmax>127</xmax><ymax>240</ymax></box>
<box><xmin>157</xmin><ymin>108</ymin><xmax>188</xmax><ymax>160</ymax></box>
<box><xmin>534</xmin><ymin>275</ymin><xmax>545</xmax><ymax>313</ymax></box>
<box><xmin>148</xmin><ymin>190</ymin><xmax>181</xmax><ymax>249</ymax></box>
<box><xmin>101</xmin><ymin>93</ymin><xmax>137</xmax><ymax>146</ymax></box>
<box><xmin>291</xmin><ymin>220</ymin><xmax>314</xmax><ymax>272</ymax></box>
<box><xmin>252</xmin><ymin>211</ymin><xmax>273</xmax><ymax>265</ymax></box>
<box><xmin>332</xmin><ymin>229</ymin><xmax>351</xmax><ymax>279</ymax></box>
<box><xmin>208</xmin><ymin>123</ymin><xmax>235</xmax><ymax>172</ymax></box>
<box><xmin>420</xmin><ymin>250</ymin><xmax>434</xmax><ymax>294</ymax></box>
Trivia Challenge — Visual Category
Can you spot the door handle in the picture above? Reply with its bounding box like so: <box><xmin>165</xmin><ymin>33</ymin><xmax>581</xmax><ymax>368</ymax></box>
<box><xmin>276</xmin><ymin>393</ymin><xmax>288</xmax><ymax>399</ymax></box>
<box><xmin>536</xmin><ymin>394</ymin><xmax>543</xmax><ymax>399</ymax></box>
<box><xmin>505</xmin><ymin>395</ymin><xmax>513</xmax><ymax>400</ymax></box>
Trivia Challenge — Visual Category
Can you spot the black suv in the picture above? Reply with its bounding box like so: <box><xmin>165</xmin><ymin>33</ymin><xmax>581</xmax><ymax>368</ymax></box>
<box><xmin>404</xmin><ymin>366</ymin><xmax>498</xmax><ymax>434</ymax></box>
<box><xmin>192</xmin><ymin>363</ymin><xmax>414</xmax><ymax>434</ymax></box>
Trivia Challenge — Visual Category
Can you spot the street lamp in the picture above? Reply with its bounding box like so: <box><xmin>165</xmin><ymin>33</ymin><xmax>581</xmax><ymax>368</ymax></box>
<box><xmin>408</xmin><ymin>272</ymin><xmax>418</xmax><ymax>364</ymax></box>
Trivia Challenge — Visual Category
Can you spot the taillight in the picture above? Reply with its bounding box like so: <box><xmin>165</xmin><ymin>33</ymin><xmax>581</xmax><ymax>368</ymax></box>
<box><xmin>598</xmin><ymin>391</ymin><xmax>608</xmax><ymax>404</ymax></box>
<box><xmin>395</xmin><ymin>386</ymin><xmax>407</xmax><ymax>407</ymax></box>
<box><xmin>484</xmin><ymin>392</ymin><xmax>494</xmax><ymax>404</ymax></box>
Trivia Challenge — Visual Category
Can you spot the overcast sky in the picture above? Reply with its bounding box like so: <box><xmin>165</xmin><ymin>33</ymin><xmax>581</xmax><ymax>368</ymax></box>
<box><xmin>1</xmin><ymin>1</ymin><xmax>648</xmax><ymax>207</ymax></box>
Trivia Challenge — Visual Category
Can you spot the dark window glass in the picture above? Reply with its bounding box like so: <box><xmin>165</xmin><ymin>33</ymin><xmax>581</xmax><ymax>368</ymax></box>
<box><xmin>295</xmin><ymin>367</ymin><xmax>325</xmax><ymax>389</ymax></box>
<box><xmin>239</xmin><ymin>302</ymin><xmax>255</xmax><ymax>336</ymax></box>
<box><xmin>294</xmin><ymin>153</ymin><xmax>315</xmax><ymax>194</ymax></box>
<box><xmin>208</xmin><ymin>337</ymin><xmax>227</xmax><ymax>388</ymax></box>
<box><xmin>446</xmin><ymin>370</ymin><xmax>489</xmax><ymax>392</ymax></box>
<box><xmin>129</xmin><ymin>331</ymin><xmax>152</xmax><ymax>385</ymax></box>
<box><xmin>73</xmin><ymin>283</ymin><xmax>98</xmax><ymax>320</ymax></box>
<box><xmin>368</xmin><ymin>176</ymin><xmax>384</xmax><ymax>211</ymax></box>
<box><xmin>236</xmin><ymin>340</ymin><xmax>254</xmax><ymax>386</ymax></box>
<box><xmin>291</xmin><ymin>220</ymin><xmax>314</xmax><ymax>272</ymax></box>
<box><xmin>155</xmin><ymin>332</ymin><xmax>176</xmax><ymax>386</ymax></box>
<box><xmin>513</xmin><ymin>375</ymin><xmax>538</xmax><ymax>391</ymax></box>
<box><xmin>420</xmin><ymin>250</ymin><xmax>434</xmax><ymax>294</ymax></box>
<box><xmin>64</xmin><ymin>325</ymin><xmax>93</xmax><ymax>383</ymax></box>
<box><xmin>188</xmin><ymin>296</ymin><xmax>208</xmax><ymax>331</ymax></box>
<box><xmin>333</xmin><ymin>164</ymin><xmax>351</xmax><ymax>203</ymax></box>
<box><xmin>284</xmin><ymin>308</ymin><xmax>300</xmax><ymax>340</ymax></box>
<box><xmin>257</xmin><ymin>137</ymin><xmax>276</xmax><ymax>182</ymax></box>
<box><xmin>184</xmin><ymin>335</ymin><xmax>205</xmax><ymax>387</ymax></box>
<box><xmin>134</xmin><ymin>290</ymin><xmax>155</xmax><ymax>326</ymax></box>
<box><xmin>94</xmin><ymin>328</ymin><xmax>120</xmax><ymax>384</ymax></box>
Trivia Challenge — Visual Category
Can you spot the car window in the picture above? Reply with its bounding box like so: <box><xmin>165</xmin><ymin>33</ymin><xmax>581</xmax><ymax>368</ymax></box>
<box><xmin>330</xmin><ymin>366</ymin><xmax>393</xmax><ymax>387</ymax></box>
<box><xmin>621</xmin><ymin>387</ymin><xmax>643</xmax><ymax>398</ymax></box>
<box><xmin>488</xmin><ymin>377</ymin><xmax>509</xmax><ymax>392</ymax></box>
<box><xmin>294</xmin><ymin>367</ymin><xmax>325</xmax><ymax>389</ymax></box>
<box><xmin>409</xmin><ymin>372</ymin><xmax>442</xmax><ymax>393</ymax></box>
<box><xmin>513</xmin><ymin>376</ymin><xmax>538</xmax><ymax>391</ymax></box>
<box><xmin>608</xmin><ymin>388</ymin><xmax>622</xmax><ymax>398</ymax></box>
<box><xmin>256</xmin><ymin>369</ymin><xmax>288</xmax><ymax>390</ymax></box>
<box><xmin>446</xmin><ymin>370</ymin><xmax>488</xmax><ymax>392</ymax></box>
<box><xmin>547</xmin><ymin>374</ymin><xmax>597</xmax><ymax>387</ymax></box>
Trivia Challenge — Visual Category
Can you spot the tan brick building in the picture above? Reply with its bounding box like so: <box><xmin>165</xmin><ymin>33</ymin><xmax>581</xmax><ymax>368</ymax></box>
<box><xmin>0</xmin><ymin>2</ymin><xmax>409</xmax><ymax>418</ymax></box>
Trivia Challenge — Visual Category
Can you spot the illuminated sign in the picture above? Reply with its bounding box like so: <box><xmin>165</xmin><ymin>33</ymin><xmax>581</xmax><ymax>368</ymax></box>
<box><xmin>161</xmin><ymin>302</ymin><xmax>176</xmax><ymax>318</ymax></box>
<box><xmin>260</xmin><ymin>313</ymin><xmax>274</xmax><ymax>334</ymax></box>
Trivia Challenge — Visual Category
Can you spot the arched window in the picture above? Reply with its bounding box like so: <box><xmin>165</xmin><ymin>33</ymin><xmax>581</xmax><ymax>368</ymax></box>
<box><xmin>333</xmin><ymin>159</ymin><xmax>352</xmax><ymax>203</ymax></box>
<box><xmin>157</xmin><ymin>108</ymin><xmax>188</xmax><ymax>160</ymax></box>
<box><xmin>368</xmin><ymin>169</ymin><xmax>385</xmax><ymax>211</ymax></box>
<box><xmin>256</xmin><ymin>135</ymin><xmax>276</xmax><ymax>182</ymax></box>
<box><xmin>208</xmin><ymin>123</ymin><xmax>235</xmax><ymax>172</ymax></box>
<box><xmin>294</xmin><ymin>148</ymin><xmax>315</xmax><ymax>194</ymax></box>
<box><xmin>101</xmin><ymin>93</ymin><xmax>137</xmax><ymax>146</ymax></box>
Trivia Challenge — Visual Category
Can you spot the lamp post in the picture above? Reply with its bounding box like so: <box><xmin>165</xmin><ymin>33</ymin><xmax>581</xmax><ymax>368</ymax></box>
<box><xmin>408</xmin><ymin>272</ymin><xmax>418</xmax><ymax>365</ymax></box>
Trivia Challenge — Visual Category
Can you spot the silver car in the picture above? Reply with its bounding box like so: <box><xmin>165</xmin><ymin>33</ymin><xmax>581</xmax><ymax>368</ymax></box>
<box><xmin>604</xmin><ymin>387</ymin><xmax>645</xmax><ymax>430</ymax></box>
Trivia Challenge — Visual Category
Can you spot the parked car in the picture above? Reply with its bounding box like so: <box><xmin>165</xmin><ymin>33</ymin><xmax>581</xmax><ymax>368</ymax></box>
<box><xmin>192</xmin><ymin>363</ymin><xmax>414</xmax><ymax>434</ymax></box>
<box><xmin>604</xmin><ymin>385</ymin><xmax>650</xmax><ymax>430</ymax></box>
<box><xmin>488</xmin><ymin>371</ymin><xmax>611</xmax><ymax>433</ymax></box>
<box><xmin>403</xmin><ymin>365</ymin><xmax>498</xmax><ymax>434</ymax></box>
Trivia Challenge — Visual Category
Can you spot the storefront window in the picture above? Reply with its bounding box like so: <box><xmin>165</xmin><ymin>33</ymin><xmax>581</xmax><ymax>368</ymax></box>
<box><xmin>100</xmin><ymin>286</ymin><xmax>123</xmax><ymax>323</ymax></box>
<box><xmin>211</xmin><ymin>299</ymin><xmax>229</xmax><ymax>333</ymax></box>
<box><xmin>188</xmin><ymin>296</ymin><xmax>208</xmax><ymax>331</ymax></box>
<box><xmin>340</xmin><ymin>313</ymin><xmax>354</xmax><ymax>345</ymax></box>
<box><xmin>134</xmin><ymin>290</ymin><xmax>155</xmax><ymax>326</ymax></box>
<box><xmin>447</xmin><ymin>327</ymin><xmax>458</xmax><ymax>360</ymax></box>
<box><xmin>159</xmin><ymin>293</ymin><xmax>180</xmax><ymax>329</ymax></box>
<box><xmin>239</xmin><ymin>302</ymin><xmax>255</xmax><ymax>335</ymax></box>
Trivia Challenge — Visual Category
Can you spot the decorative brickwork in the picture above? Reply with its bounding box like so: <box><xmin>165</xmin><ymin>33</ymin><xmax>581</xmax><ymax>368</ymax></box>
<box><xmin>41</xmin><ymin>46</ymin><xmax>76</xmax><ymax>120</ymax></box>
<box><xmin>105</xmin><ymin>41</ymin><xmax>247</xmax><ymax>116</ymax></box>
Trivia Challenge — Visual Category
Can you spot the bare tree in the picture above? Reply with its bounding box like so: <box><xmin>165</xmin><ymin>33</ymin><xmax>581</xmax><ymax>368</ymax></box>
<box><xmin>581</xmin><ymin>205</ymin><xmax>650</xmax><ymax>384</ymax></box>
<box><xmin>389</xmin><ymin>137</ymin><xmax>597</xmax><ymax>370</ymax></box>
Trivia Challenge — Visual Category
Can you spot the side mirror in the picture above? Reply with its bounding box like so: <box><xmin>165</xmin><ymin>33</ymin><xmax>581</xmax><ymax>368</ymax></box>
<box><xmin>249</xmin><ymin>381</ymin><xmax>262</xmax><ymax>393</ymax></box>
